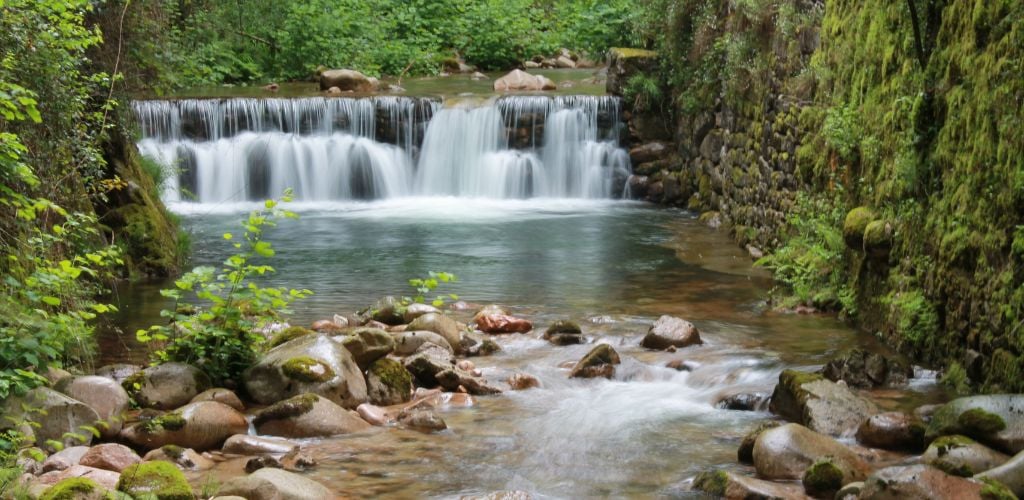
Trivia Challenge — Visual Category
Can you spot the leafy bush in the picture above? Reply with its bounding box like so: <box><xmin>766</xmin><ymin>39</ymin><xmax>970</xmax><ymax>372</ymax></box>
<box><xmin>756</xmin><ymin>194</ymin><xmax>855</xmax><ymax>314</ymax></box>
<box><xmin>137</xmin><ymin>192</ymin><xmax>311</xmax><ymax>386</ymax></box>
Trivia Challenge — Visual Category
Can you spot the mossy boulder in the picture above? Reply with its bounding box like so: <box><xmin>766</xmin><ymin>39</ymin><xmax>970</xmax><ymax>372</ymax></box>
<box><xmin>244</xmin><ymin>334</ymin><xmax>367</xmax><ymax>409</ymax></box>
<box><xmin>368</xmin><ymin>296</ymin><xmax>405</xmax><ymax>325</ymax></box>
<box><xmin>116</xmin><ymin>461</ymin><xmax>194</xmax><ymax>499</ymax></box>
<box><xmin>820</xmin><ymin>348</ymin><xmax>912</xmax><ymax>388</ymax></box>
<box><xmin>335</xmin><ymin>327</ymin><xmax>396</xmax><ymax>370</ymax></box>
<box><xmin>863</xmin><ymin>219</ymin><xmax>894</xmax><ymax>259</ymax></box>
<box><xmin>39</xmin><ymin>477</ymin><xmax>108</xmax><ymax>500</ymax></box>
<box><xmin>570</xmin><ymin>344</ymin><xmax>621</xmax><ymax>379</ymax></box>
<box><xmin>266</xmin><ymin>327</ymin><xmax>315</xmax><ymax>349</ymax></box>
<box><xmin>692</xmin><ymin>469</ymin><xmax>807</xmax><ymax>499</ymax></box>
<box><xmin>366</xmin><ymin>358</ymin><xmax>413</xmax><ymax>406</ymax></box>
<box><xmin>859</xmin><ymin>465</ymin><xmax>984</xmax><ymax>499</ymax></box>
<box><xmin>926</xmin><ymin>395</ymin><xmax>1024</xmax><ymax>454</ymax></box>
<box><xmin>768</xmin><ymin>369</ymin><xmax>879</xmax><ymax>437</ymax></box>
<box><xmin>842</xmin><ymin>207</ymin><xmax>876</xmax><ymax>249</ymax></box>
<box><xmin>923</xmin><ymin>435</ymin><xmax>1010</xmax><ymax>477</ymax></box>
<box><xmin>122</xmin><ymin>401</ymin><xmax>247</xmax><ymax>451</ymax></box>
<box><xmin>803</xmin><ymin>458</ymin><xmax>845</xmax><ymax>498</ymax></box>
<box><xmin>752</xmin><ymin>423</ymin><xmax>869</xmax><ymax>482</ymax></box>
<box><xmin>856</xmin><ymin>411</ymin><xmax>927</xmax><ymax>451</ymax></box>
<box><xmin>141</xmin><ymin>445</ymin><xmax>214</xmax><ymax>471</ymax></box>
<box><xmin>606</xmin><ymin>47</ymin><xmax>658</xmax><ymax>96</ymax></box>
<box><xmin>543</xmin><ymin>319</ymin><xmax>584</xmax><ymax>346</ymax></box>
<box><xmin>976</xmin><ymin>449</ymin><xmax>1024</xmax><ymax>498</ymax></box>
<box><xmin>217</xmin><ymin>468</ymin><xmax>332</xmax><ymax>500</ymax></box>
<box><xmin>122</xmin><ymin>362</ymin><xmax>211</xmax><ymax>410</ymax></box>
<box><xmin>252</xmin><ymin>393</ymin><xmax>370</xmax><ymax>438</ymax></box>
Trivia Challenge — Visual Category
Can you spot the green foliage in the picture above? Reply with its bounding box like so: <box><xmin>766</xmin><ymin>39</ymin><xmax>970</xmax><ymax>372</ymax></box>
<box><xmin>405</xmin><ymin>271</ymin><xmax>459</xmax><ymax>308</ymax></box>
<box><xmin>138</xmin><ymin>192</ymin><xmax>311</xmax><ymax>386</ymax></box>
<box><xmin>822</xmin><ymin>105</ymin><xmax>862</xmax><ymax>163</ymax></box>
<box><xmin>623</xmin><ymin>73</ymin><xmax>664</xmax><ymax>114</ymax></box>
<box><xmin>757</xmin><ymin>194</ymin><xmax>855</xmax><ymax>314</ymax></box>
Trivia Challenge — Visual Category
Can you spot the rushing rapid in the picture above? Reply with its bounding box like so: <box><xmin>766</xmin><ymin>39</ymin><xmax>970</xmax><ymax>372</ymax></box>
<box><xmin>133</xmin><ymin>95</ymin><xmax>631</xmax><ymax>203</ymax></box>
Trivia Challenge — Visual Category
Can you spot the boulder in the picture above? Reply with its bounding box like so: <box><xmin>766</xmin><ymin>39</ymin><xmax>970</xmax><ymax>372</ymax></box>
<box><xmin>318</xmin><ymin>69</ymin><xmax>378</xmax><ymax>93</ymax></box>
<box><xmin>863</xmin><ymin>220</ymin><xmax>894</xmax><ymax>259</ymax></box>
<box><xmin>738</xmin><ymin>421</ymin><xmax>780</xmax><ymax>464</ymax></box>
<box><xmin>751</xmin><ymin>423</ymin><xmax>869</xmax><ymax>481</ymax></box>
<box><xmin>820</xmin><ymin>348</ymin><xmax>911</xmax><ymax>388</ymax></box>
<box><xmin>54</xmin><ymin>375</ymin><xmax>130</xmax><ymax>439</ymax></box>
<box><xmin>494</xmin><ymin>70</ymin><xmax>551</xmax><ymax>92</ymax></box>
<box><xmin>142</xmin><ymin>445</ymin><xmax>214</xmax><ymax>471</ymax></box>
<box><xmin>543</xmin><ymin>320</ymin><xmax>584</xmax><ymax>346</ymax></box>
<box><xmin>5</xmin><ymin>388</ymin><xmax>100</xmax><ymax>451</ymax></box>
<box><xmin>403</xmin><ymin>303</ymin><xmax>440</xmax><ymax>323</ymax></box>
<box><xmin>37</xmin><ymin>465</ymin><xmax>120</xmax><ymax>491</ymax></box>
<box><xmin>802</xmin><ymin>458</ymin><xmax>846</xmax><ymax>498</ymax></box>
<box><xmin>244</xmin><ymin>334</ymin><xmax>367</xmax><ymax>409</ymax></box>
<box><xmin>116</xmin><ymin>461</ymin><xmax>193</xmax><ymax>499</ymax></box>
<box><xmin>555</xmin><ymin>55</ymin><xmax>576</xmax><ymax>68</ymax></box>
<box><xmin>640</xmin><ymin>315</ymin><xmax>702</xmax><ymax>350</ymax></box>
<box><xmin>122</xmin><ymin>362</ymin><xmax>211</xmax><ymax>410</ymax></box>
<box><xmin>692</xmin><ymin>470</ymin><xmax>808</xmax><ymax>499</ymax></box>
<box><xmin>923</xmin><ymin>435</ymin><xmax>1010</xmax><ymax>477</ymax></box>
<box><xmin>368</xmin><ymin>296</ymin><xmax>405</xmax><ymax>325</ymax></box>
<box><xmin>768</xmin><ymin>369</ymin><xmax>878</xmax><ymax>437</ymax></box>
<box><xmin>41</xmin><ymin>446</ymin><xmax>90</xmax><ymax>473</ymax></box>
<box><xmin>716</xmin><ymin>392</ymin><xmax>770</xmax><ymax>412</ymax></box>
<box><xmin>266</xmin><ymin>327</ymin><xmax>316</xmax><ymax>349</ymax></box>
<box><xmin>94</xmin><ymin>364</ymin><xmax>141</xmax><ymax>385</ymax></box>
<box><xmin>976</xmin><ymin>449</ymin><xmax>1024</xmax><ymax>497</ymax></box>
<box><xmin>925</xmin><ymin>395</ymin><xmax>1024</xmax><ymax>454</ymax></box>
<box><xmin>856</xmin><ymin>412</ymin><xmax>926</xmax><ymax>451</ymax></box>
<box><xmin>392</xmin><ymin>330</ymin><xmax>454</xmax><ymax>355</ymax></box>
<box><xmin>397</xmin><ymin>408</ymin><xmax>447</xmax><ymax>433</ymax></box>
<box><xmin>570</xmin><ymin>344</ymin><xmax>621</xmax><ymax>379</ymax></box>
<box><xmin>78</xmin><ymin>443</ymin><xmax>141</xmax><ymax>473</ymax></box>
<box><xmin>435</xmin><ymin>368</ymin><xmax>502</xmax><ymax>395</ymax></box>
<box><xmin>253</xmin><ymin>393</ymin><xmax>370</xmax><ymax>438</ymax></box>
<box><xmin>356</xmin><ymin>403</ymin><xmax>391</xmax><ymax>426</ymax></box>
<box><xmin>404</xmin><ymin>344</ymin><xmax>457</xmax><ymax>387</ymax></box>
<box><xmin>218</xmin><ymin>468</ymin><xmax>333</xmax><ymax>500</ymax></box>
<box><xmin>476</xmin><ymin>313</ymin><xmax>533</xmax><ymax>334</ymax></box>
<box><xmin>190</xmin><ymin>388</ymin><xmax>244</xmax><ymax>412</ymax></box>
<box><xmin>366</xmin><ymin>358</ymin><xmax>414</xmax><ymax>406</ymax></box>
<box><xmin>122</xmin><ymin>401</ymin><xmax>247</xmax><ymax>452</ymax></box>
<box><xmin>507</xmin><ymin>373</ymin><xmax>541</xmax><ymax>390</ymax></box>
<box><xmin>407</xmin><ymin>313</ymin><xmax>463</xmax><ymax>352</ymax></box>
<box><xmin>222</xmin><ymin>435</ymin><xmax>299</xmax><ymax>456</ymax></box>
<box><xmin>858</xmin><ymin>465</ymin><xmax>985</xmax><ymax>499</ymax></box>
<box><xmin>335</xmin><ymin>327</ymin><xmax>395</xmax><ymax>370</ymax></box>
<box><xmin>38</xmin><ymin>477</ymin><xmax>112</xmax><ymax>500</ymax></box>
<box><xmin>842</xmin><ymin>207</ymin><xmax>876</xmax><ymax>249</ymax></box>
<box><xmin>629</xmin><ymin>142</ymin><xmax>671</xmax><ymax>164</ymax></box>
<box><xmin>536</xmin><ymin>75</ymin><xmax>557</xmax><ymax>91</ymax></box>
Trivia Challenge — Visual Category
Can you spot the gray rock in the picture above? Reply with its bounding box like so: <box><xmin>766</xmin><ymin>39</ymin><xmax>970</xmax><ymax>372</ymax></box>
<box><xmin>218</xmin><ymin>468</ymin><xmax>333</xmax><ymax>500</ymax></box>
<box><xmin>366</xmin><ymin>358</ymin><xmax>413</xmax><ymax>406</ymax></box>
<box><xmin>923</xmin><ymin>435</ymin><xmax>1010</xmax><ymax>476</ymax></box>
<box><xmin>435</xmin><ymin>368</ymin><xmax>502</xmax><ymax>395</ymax></box>
<box><xmin>190</xmin><ymin>388</ymin><xmax>245</xmax><ymax>412</ymax></box>
<box><xmin>142</xmin><ymin>445</ymin><xmax>214</xmax><ymax>471</ymax></box>
<box><xmin>403</xmin><ymin>344</ymin><xmax>457</xmax><ymax>387</ymax></box>
<box><xmin>543</xmin><ymin>320</ymin><xmax>584</xmax><ymax>346</ymax></box>
<box><xmin>856</xmin><ymin>411</ymin><xmax>926</xmax><ymax>451</ymax></box>
<box><xmin>975</xmin><ymin>449</ymin><xmax>1024</xmax><ymax>497</ymax></box>
<box><xmin>122</xmin><ymin>400</ymin><xmax>248</xmax><ymax>451</ymax></box>
<box><xmin>692</xmin><ymin>469</ymin><xmax>809</xmax><ymax>499</ymax></box>
<box><xmin>858</xmin><ymin>465</ymin><xmax>984</xmax><ymax>499</ymax></box>
<box><xmin>641</xmin><ymin>315</ymin><xmax>702</xmax><ymax>350</ymax></box>
<box><xmin>94</xmin><ymin>364</ymin><xmax>140</xmax><ymax>385</ymax></box>
<box><xmin>570</xmin><ymin>344</ymin><xmax>621</xmax><ymax>379</ymax></box>
<box><xmin>407</xmin><ymin>313</ymin><xmax>462</xmax><ymax>353</ymax></box>
<box><xmin>751</xmin><ymin>423</ymin><xmax>869</xmax><ymax>481</ymax></box>
<box><xmin>334</xmin><ymin>327</ymin><xmax>395</xmax><ymax>370</ymax></box>
<box><xmin>820</xmin><ymin>348</ymin><xmax>912</xmax><ymax>388</ymax></box>
<box><xmin>403</xmin><ymin>303</ymin><xmax>440</xmax><ymax>323</ymax></box>
<box><xmin>123</xmin><ymin>362</ymin><xmax>211</xmax><ymax>410</ymax></box>
<box><xmin>319</xmin><ymin>69</ymin><xmax>378</xmax><ymax>93</ymax></box>
<box><xmin>925</xmin><ymin>395</ymin><xmax>1024</xmax><ymax>454</ymax></box>
<box><xmin>244</xmin><ymin>334</ymin><xmax>367</xmax><ymax>409</ymax></box>
<box><xmin>41</xmin><ymin>446</ymin><xmax>90</xmax><ymax>473</ymax></box>
<box><xmin>397</xmin><ymin>408</ymin><xmax>447</xmax><ymax>433</ymax></box>
<box><xmin>223</xmin><ymin>435</ymin><xmax>299</xmax><ymax>456</ymax></box>
<box><xmin>36</xmin><ymin>465</ymin><xmax>120</xmax><ymax>491</ymax></box>
<box><xmin>253</xmin><ymin>393</ymin><xmax>370</xmax><ymax>438</ymax></box>
<box><xmin>769</xmin><ymin>369</ymin><xmax>878</xmax><ymax>437</ymax></box>
<box><xmin>5</xmin><ymin>388</ymin><xmax>100</xmax><ymax>451</ymax></box>
<box><xmin>392</xmin><ymin>330</ymin><xmax>453</xmax><ymax>356</ymax></box>
<box><xmin>716</xmin><ymin>392</ymin><xmax>770</xmax><ymax>412</ymax></box>
<box><xmin>367</xmin><ymin>295</ymin><xmax>405</xmax><ymax>325</ymax></box>
<box><xmin>54</xmin><ymin>376</ymin><xmax>130</xmax><ymax>439</ymax></box>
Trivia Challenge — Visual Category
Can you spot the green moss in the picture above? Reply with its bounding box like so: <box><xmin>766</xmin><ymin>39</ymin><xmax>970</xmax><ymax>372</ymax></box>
<box><xmin>862</xmin><ymin>220</ymin><xmax>892</xmax><ymax>258</ymax></box>
<box><xmin>780</xmin><ymin>369</ymin><xmax>825</xmax><ymax>394</ymax></box>
<box><xmin>978</xmin><ymin>477</ymin><xmax>1017</xmax><ymax>500</ymax></box>
<box><xmin>141</xmin><ymin>412</ymin><xmax>186</xmax><ymax>434</ymax></box>
<box><xmin>941</xmin><ymin>362</ymin><xmax>971</xmax><ymax>395</ymax></box>
<box><xmin>692</xmin><ymin>470</ymin><xmax>729</xmax><ymax>496</ymax></box>
<box><xmin>610</xmin><ymin>47</ymin><xmax>657</xmax><ymax>59</ymax></box>
<box><xmin>369</xmin><ymin>358</ymin><xmax>413</xmax><ymax>395</ymax></box>
<box><xmin>40</xmin><ymin>477</ymin><xmax>101</xmax><ymax>500</ymax></box>
<box><xmin>281</xmin><ymin>356</ymin><xmax>334</xmax><ymax>383</ymax></box>
<box><xmin>957</xmin><ymin>408</ymin><xmax>1006</xmax><ymax>435</ymax></box>
<box><xmin>122</xmin><ymin>371</ymin><xmax>146</xmax><ymax>396</ymax></box>
<box><xmin>116</xmin><ymin>461</ymin><xmax>194</xmax><ymax>500</ymax></box>
<box><xmin>267</xmin><ymin>327</ymin><xmax>314</xmax><ymax>349</ymax></box>
<box><xmin>545</xmin><ymin>320</ymin><xmax>582</xmax><ymax>335</ymax></box>
<box><xmin>843</xmin><ymin>207</ymin><xmax>876</xmax><ymax>249</ymax></box>
<box><xmin>802</xmin><ymin>459</ymin><xmax>844</xmax><ymax>496</ymax></box>
<box><xmin>253</xmin><ymin>393</ymin><xmax>319</xmax><ymax>425</ymax></box>
<box><xmin>160</xmin><ymin>444</ymin><xmax>185</xmax><ymax>459</ymax></box>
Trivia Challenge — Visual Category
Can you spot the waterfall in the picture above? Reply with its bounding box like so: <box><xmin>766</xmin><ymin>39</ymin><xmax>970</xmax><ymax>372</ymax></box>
<box><xmin>133</xmin><ymin>95</ymin><xmax>631</xmax><ymax>203</ymax></box>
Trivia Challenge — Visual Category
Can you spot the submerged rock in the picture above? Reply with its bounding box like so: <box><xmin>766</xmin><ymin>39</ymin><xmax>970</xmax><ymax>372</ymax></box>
<box><xmin>122</xmin><ymin>362</ymin><xmax>211</xmax><ymax>410</ymax></box>
<box><xmin>820</xmin><ymin>348</ymin><xmax>912</xmax><ymax>388</ymax></box>
<box><xmin>142</xmin><ymin>445</ymin><xmax>214</xmax><ymax>471</ymax></box>
<box><xmin>222</xmin><ymin>435</ymin><xmax>299</xmax><ymax>456</ymax></box>
<box><xmin>856</xmin><ymin>411</ymin><xmax>926</xmax><ymax>451</ymax></box>
<box><xmin>122</xmin><ymin>400</ymin><xmax>248</xmax><ymax>451</ymax></box>
<box><xmin>858</xmin><ymin>464</ymin><xmax>985</xmax><ymax>499</ymax></box>
<box><xmin>219</xmin><ymin>467</ymin><xmax>334</xmax><ymax>500</ymax></box>
<box><xmin>769</xmin><ymin>369</ymin><xmax>878</xmax><ymax>436</ymax></box>
<box><xmin>752</xmin><ymin>423</ymin><xmax>869</xmax><ymax>482</ymax></box>
<box><xmin>507</xmin><ymin>373</ymin><xmax>541</xmax><ymax>390</ymax></box>
<box><xmin>397</xmin><ymin>408</ymin><xmax>447</xmax><ymax>433</ymax></box>
<box><xmin>925</xmin><ymin>395</ymin><xmax>1024</xmax><ymax>454</ymax></box>
<box><xmin>543</xmin><ymin>320</ymin><xmax>584</xmax><ymax>346</ymax></box>
<box><xmin>366</xmin><ymin>358</ymin><xmax>414</xmax><ymax>406</ymax></box>
<box><xmin>692</xmin><ymin>469</ymin><xmax>808</xmax><ymax>499</ymax></box>
<box><xmin>253</xmin><ymin>393</ymin><xmax>370</xmax><ymax>438</ymax></box>
<box><xmin>716</xmin><ymin>392</ymin><xmax>770</xmax><ymax>412</ymax></box>
<box><xmin>641</xmin><ymin>315</ymin><xmax>702</xmax><ymax>350</ymax></box>
<box><xmin>570</xmin><ymin>344</ymin><xmax>621</xmax><ymax>379</ymax></box>
<box><xmin>244</xmin><ymin>334</ymin><xmax>367</xmax><ymax>409</ymax></box>
<box><xmin>923</xmin><ymin>435</ymin><xmax>1010</xmax><ymax>477</ymax></box>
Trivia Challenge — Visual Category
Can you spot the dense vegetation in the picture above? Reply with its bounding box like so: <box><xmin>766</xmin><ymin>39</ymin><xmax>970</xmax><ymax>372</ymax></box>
<box><xmin>95</xmin><ymin>0</ymin><xmax>641</xmax><ymax>91</ymax></box>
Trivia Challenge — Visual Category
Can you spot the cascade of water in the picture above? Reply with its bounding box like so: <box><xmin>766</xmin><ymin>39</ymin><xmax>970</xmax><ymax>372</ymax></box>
<box><xmin>133</xmin><ymin>94</ymin><xmax>630</xmax><ymax>203</ymax></box>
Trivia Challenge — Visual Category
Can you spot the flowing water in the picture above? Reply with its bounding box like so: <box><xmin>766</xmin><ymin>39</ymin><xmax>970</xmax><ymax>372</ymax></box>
<box><xmin>117</xmin><ymin>87</ymin><xmax>939</xmax><ymax>498</ymax></box>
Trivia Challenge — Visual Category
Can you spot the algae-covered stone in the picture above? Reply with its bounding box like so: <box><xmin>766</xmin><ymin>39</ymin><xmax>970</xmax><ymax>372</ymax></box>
<box><xmin>366</xmin><ymin>358</ymin><xmax>413</xmax><ymax>406</ymax></box>
<box><xmin>863</xmin><ymin>220</ymin><xmax>894</xmax><ymax>259</ymax></box>
<box><xmin>843</xmin><ymin>207</ymin><xmax>876</xmax><ymax>249</ymax></box>
<box><xmin>39</xmin><ymin>477</ymin><xmax>108</xmax><ymax>500</ymax></box>
<box><xmin>122</xmin><ymin>362</ymin><xmax>211</xmax><ymax>410</ymax></box>
<box><xmin>253</xmin><ymin>393</ymin><xmax>370</xmax><ymax>438</ymax></box>
<box><xmin>769</xmin><ymin>369</ymin><xmax>878</xmax><ymax>436</ymax></box>
<box><xmin>570</xmin><ymin>344</ymin><xmax>621</xmax><ymax>379</ymax></box>
<box><xmin>606</xmin><ymin>47</ymin><xmax>658</xmax><ymax>96</ymax></box>
<box><xmin>858</xmin><ymin>464</ymin><xmax>984</xmax><ymax>499</ymax></box>
<box><xmin>543</xmin><ymin>320</ymin><xmax>584</xmax><ymax>346</ymax></box>
<box><xmin>925</xmin><ymin>395</ymin><xmax>1024</xmax><ymax>454</ymax></box>
<box><xmin>117</xmin><ymin>461</ymin><xmax>194</xmax><ymax>499</ymax></box>
<box><xmin>335</xmin><ymin>327</ymin><xmax>396</xmax><ymax>370</ymax></box>
<box><xmin>244</xmin><ymin>334</ymin><xmax>367</xmax><ymax>409</ymax></box>
<box><xmin>752</xmin><ymin>423</ymin><xmax>869</xmax><ymax>482</ymax></box>
<box><xmin>923</xmin><ymin>435</ymin><xmax>1010</xmax><ymax>477</ymax></box>
<box><xmin>803</xmin><ymin>458</ymin><xmax>845</xmax><ymax>498</ymax></box>
<box><xmin>266</xmin><ymin>327</ymin><xmax>315</xmax><ymax>349</ymax></box>
<box><xmin>122</xmin><ymin>401</ymin><xmax>248</xmax><ymax>451</ymax></box>
<box><xmin>975</xmin><ymin>449</ymin><xmax>1024</xmax><ymax>497</ymax></box>
<box><xmin>692</xmin><ymin>469</ymin><xmax>806</xmax><ymax>499</ymax></box>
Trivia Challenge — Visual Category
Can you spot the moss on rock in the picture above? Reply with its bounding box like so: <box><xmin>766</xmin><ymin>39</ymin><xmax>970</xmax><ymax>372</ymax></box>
<box><xmin>802</xmin><ymin>459</ymin><xmax>844</xmax><ymax>497</ymax></box>
<box><xmin>957</xmin><ymin>408</ymin><xmax>1006</xmax><ymax>436</ymax></box>
<box><xmin>843</xmin><ymin>207</ymin><xmax>876</xmax><ymax>249</ymax></box>
<box><xmin>609</xmin><ymin>47</ymin><xmax>658</xmax><ymax>59</ymax></box>
<box><xmin>116</xmin><ymin>461</ymin><xmax>194</xmax><ymax>499</ymax></box>
<box><xmin>369</xmin><ymin>358</ymin><xmax>413</xmax><ymax>394</ymax></box>
<box><xmin>978</xmin><ymin>477</ymin><xmax>1017</xmax><ymax>500</ymax></box>
<box><xmin>267</xmin><ymin>327</ymin><xmax>315</xmax><ymax>349</ymax></box>
<box><xmin>863</xmin><ymin>220</ymin><xmax>893</xmax><ymax>259</ymax></box>
<box><xmin>692</xmin><ymin>470</ymin><xmax>729</xmax><ymax>496</ymax></box>
<box><xmin>141</xmin><ymin>412</ymin><xmax>186</xmax><ymax>433</ymax></box>
<box><xmin>253</xmin><ymin>393</ymin><xmax>319</xmax><ymax>426</ymax></box>
<box><xmin>40</xmin><ymin>477</ymin><xmax>101</xmax><ymax>500</ymax></box>
<box><xmin>160</xmin><ymin>444</ymin><xmax>185</xmax><ymax>459</ymax></box>
<box><xmin>281</xmin><ymin>356</ymin><xmax>335</xmax><ymax>383</ymax></box>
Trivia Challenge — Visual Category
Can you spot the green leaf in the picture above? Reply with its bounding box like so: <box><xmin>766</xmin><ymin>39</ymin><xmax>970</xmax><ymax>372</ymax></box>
<box><xmin>253</xmin><ymin>241</ymin><xmax>275</xmax><ymax>257</ymax></box>
<box><xmin>41</xmin><ymin>296</ymin><xmax>61</xmax><ymax>306</ymax></box>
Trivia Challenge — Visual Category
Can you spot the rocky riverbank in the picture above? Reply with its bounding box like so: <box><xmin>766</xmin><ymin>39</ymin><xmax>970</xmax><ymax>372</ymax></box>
<box><xmin>5</xmin><ymin>297</ymin><xmax>1023</xmax><ymax>499</ymax></box>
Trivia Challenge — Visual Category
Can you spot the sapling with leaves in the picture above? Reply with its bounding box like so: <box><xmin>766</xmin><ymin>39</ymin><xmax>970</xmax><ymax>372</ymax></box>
<box><xmin>405</xmin><ymin>271</ymin><xmax>459</xmax><ymax>308</ymax></box>
<box><xmin>137</xmin><ymin>190</ymin><xmax>311</xmax><ymax>386</ymax></box>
